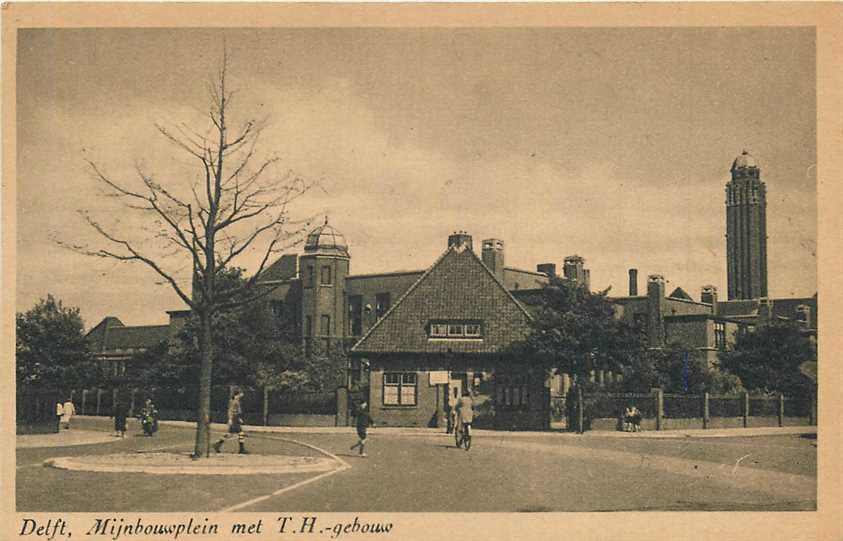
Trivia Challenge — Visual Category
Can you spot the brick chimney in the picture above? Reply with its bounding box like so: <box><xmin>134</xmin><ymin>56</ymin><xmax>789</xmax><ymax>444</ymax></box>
<box><xmin>482</xmin><ymin>239</ymin><xmax>505</xmax><ymax>282</ymax></box>
<box><xmin>629</xmin><ymin>268</ymin><xmax>638</xmax><ymax>296</ymax></box>
<box><xmin>447</xmin><ymin>231</ymin><xmax>473</xmax><ymax>251</ymax></box>
<box><xmin>647</xmin><ymin>274</ymin><xmax>667</xmax><ymax>347</ymax></box>
<box><xmin>701</xmin><ymin>285</ymin><xmax>718</xmax><ymax>315</ymax></box>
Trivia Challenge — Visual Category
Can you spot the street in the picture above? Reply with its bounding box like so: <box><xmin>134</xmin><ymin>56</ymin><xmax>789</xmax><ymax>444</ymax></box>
<box><xmin>16</xmin><ymin>417</ymin><xmax>816</xmax><ymax>512</ymax></box>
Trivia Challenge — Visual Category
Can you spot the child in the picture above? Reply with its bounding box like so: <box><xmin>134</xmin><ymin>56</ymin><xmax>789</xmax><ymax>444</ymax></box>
<box><xmin>139</xmin><ymin>398</ymin><xmax>159</xmax><ymax>436</ymax></box>
<box><xmin>630</xmin><ymin>406</ymin><xmax>642</xmax><ymax>432</ymax></box>
<box><xmin>350</xmin><ymin>401</ymin><xmax>374</xmax><ymax>457</ymax></box>
<box><xmin>213</xmin><ymin>389</ymin><xmax>248</xmax><ymax>454</ymax></box>
<box><xmin>623</xmin><ymin>406</ymin><xmax>634</xmax><ymax>432</ymax></box>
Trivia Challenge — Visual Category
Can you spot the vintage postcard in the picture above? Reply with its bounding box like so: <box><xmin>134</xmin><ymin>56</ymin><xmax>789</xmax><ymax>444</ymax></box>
<box><xmin>3</xmin><ymin>3</ymin><xmax>842</xmax><ymax>541</ymax></box>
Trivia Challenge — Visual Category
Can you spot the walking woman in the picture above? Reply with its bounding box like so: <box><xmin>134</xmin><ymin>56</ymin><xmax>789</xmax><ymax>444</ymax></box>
<box><xmin>60</xmin><ymin>397</ymin><xmax>76</xmax><ymax>430</ymax></box>
<box><xmin>213</xmin><ymin>389</ymin><xmax>248</xmax><ymax>454</ymax></box>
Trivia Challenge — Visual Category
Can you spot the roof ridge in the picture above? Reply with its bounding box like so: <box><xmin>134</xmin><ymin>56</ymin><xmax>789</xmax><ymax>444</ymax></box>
<box><xmin>351</xmin><ymin>244</ymin><xmax>533</xmax><ymax>353</ymax></box>
<box><xmin>470</xmin><ymin>249</ymin><xmax>534</xmax><ymax>322</ymax></box>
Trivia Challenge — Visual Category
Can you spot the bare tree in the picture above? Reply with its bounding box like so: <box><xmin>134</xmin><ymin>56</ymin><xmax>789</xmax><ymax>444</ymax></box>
<box><xmin>59</xmin><ymin>51</ymin><xmax>312</xmax><ymax>458</ymax></box>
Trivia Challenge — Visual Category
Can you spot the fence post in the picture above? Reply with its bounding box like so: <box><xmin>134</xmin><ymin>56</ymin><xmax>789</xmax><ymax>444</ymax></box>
<box><xmin>576</xmin><ymin>386</ymin><xmax>584</xmax><ymax>434</ymax></box>
<box><xmin>778</xmin><ymin>393</ymin><xmax>784</xmax><ymax>427</ymax></box>
<box><xmin>742</xmin><ymin>391</ymin><xmax>749</xmax><ymax>428</ymax></box>
<box><xmin>82</xmin><ymin>390</ymin><xmax>88</xmax><ymax>415</ymax></box>
<box><xmin>336</xmin><ymin>387</ymin><xmax>349</xmax><ymax>428</ymax></box>
<box><xmin>653</xmin><ymin>388</ymin><xmax>664</xmax><ymax>431</ymax></box>
<box><xmin>263</xmin><ymin>387</ymin><xmax>269</xmax><ymax>426</ymax></box>
<box><xmin>96</xmin><ymin>388</ymin><xmax>103</xmax><ymax>416</ymax></box>
<box><xmin>703</xmin><ymin>392</ymin><xmax>710</xmax><ymax>429</ymax></box>
<box><xmin>130</xmin><ymin>389</ymin><xmax>136</xmax><ymax>418</ymax></box>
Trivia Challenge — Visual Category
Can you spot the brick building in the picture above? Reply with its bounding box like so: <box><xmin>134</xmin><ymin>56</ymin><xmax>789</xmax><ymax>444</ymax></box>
<box><xmin>86</xmin><ymin>151</ymin><xmax>817</xmax><ymax>429</ymax></box>
<box><xmin>86</xmin><ymin>317</ymin><xmax>169</xmax><ymax>377</ymax></box>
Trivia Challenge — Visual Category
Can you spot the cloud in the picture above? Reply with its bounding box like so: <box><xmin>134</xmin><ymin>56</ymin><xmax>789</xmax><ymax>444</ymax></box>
<box><xmin>16</xmin><ymin>73</ymin><xmax>816</xmax><ymax>326</ymax></box>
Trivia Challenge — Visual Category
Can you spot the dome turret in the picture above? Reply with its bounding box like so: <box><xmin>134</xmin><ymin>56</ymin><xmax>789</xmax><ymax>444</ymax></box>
<box><xmin>304</xmin><ymin>217</ymin><xmax>349</xmax><ymax>257</ymax></box>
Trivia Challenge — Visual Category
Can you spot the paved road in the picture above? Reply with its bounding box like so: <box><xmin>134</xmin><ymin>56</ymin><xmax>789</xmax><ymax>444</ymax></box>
<box><xmin>17</xmin><ymin>418</ymin><xmax>816</xmax><ymax>512</ymax></box>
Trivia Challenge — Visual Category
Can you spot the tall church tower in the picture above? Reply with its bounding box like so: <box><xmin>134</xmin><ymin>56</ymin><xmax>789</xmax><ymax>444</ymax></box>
<box><xmin>725</xmin><ymin>150</ymin><xmax>768</xmax><ymax>300</ymax></box>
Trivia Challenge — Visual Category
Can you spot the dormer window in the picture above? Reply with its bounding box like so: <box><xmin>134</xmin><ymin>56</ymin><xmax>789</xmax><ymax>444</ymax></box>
<box><xmin>428</xmin><ymin>320</ymin><xmax>483</xmax><ymax>339</ymax></box>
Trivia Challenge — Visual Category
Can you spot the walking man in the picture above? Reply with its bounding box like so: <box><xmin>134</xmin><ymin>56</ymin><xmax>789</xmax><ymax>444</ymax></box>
<box><xmin>350</xmin><ymin>401</ymin><xmax>374</xmax><ymax>457</ymax></box>
<box><xmin>113</xmin><ymin>398</ymin><xmax>129</xmax><ymax>438</ymax></box>
<box><xmin>213</xmin><ymin>389</ymin><xmax>248</xmax><ymax>454</ymax></box>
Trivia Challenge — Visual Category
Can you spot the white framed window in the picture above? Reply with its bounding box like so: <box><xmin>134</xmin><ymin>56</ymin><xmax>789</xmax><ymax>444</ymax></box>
<box><xmin>447</xmin><ymin>324</ymin><xmax>464</xmax><ymax>337</ymax></box>
<box><xmin>430</xmin><ymin>323</ymin><xmax>448</xmax><ymax>337</ymax></box>
<box><xmin>428</xmin><ymin>320</ymin><xmax>484</xmax><ymax>339</ymax></box>
<box><xmin>383</xmin><ymin>372</ymin><xmax>417</xmax><ymax>406</ymax></box>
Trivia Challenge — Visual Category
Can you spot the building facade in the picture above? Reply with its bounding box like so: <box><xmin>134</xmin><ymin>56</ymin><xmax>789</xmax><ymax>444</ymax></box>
<box><xmin>86</xmin><ymin>151</ymin><xmax>817</xmax><ymax>428</ymax></box>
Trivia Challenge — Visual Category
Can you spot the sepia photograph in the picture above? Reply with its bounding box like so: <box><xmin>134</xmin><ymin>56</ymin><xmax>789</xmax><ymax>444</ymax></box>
<box><xmin>3</xmin><ymin>3</ymin><xmax>842</xmax><ymax>540</ymax></box>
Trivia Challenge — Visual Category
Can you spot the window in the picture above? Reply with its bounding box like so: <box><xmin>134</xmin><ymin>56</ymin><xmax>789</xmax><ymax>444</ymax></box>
<box><xmin>430</xmin><ymin>323</ymin><xmax>448</xmax><ymax>337</ymax></box>
<box><xmin>348</xmin><ymin>358</ymin><xmax>363</xmax><ymax>386</ymax></box>
<box><xmin>796</xmin><ymin>305</ymin><xmax>811</xmax><ymax>326</ymax></box>
<box><xmin>383</xmin><ymin>372</ymin><xmax>417</xmax><ymax>406</ymax></box>
<box><xmin>305</xmin><ymin>265</ymin><xmax>315</xmax><ymax>288</ymax></box>
<box><xmin>321</xmin><ymin>266</ymin><xmax>332</xmax><ymax>285</ymax></box>
<box><xmin>375</xmin><ymin>293</ymin><xmax>391</xmax><ymax>319</ymax></box>
<box><xmin>427</xmin><ymin>320</ymin><xmax>483</xmax><ymax>339</ymax></box>
<box><xmin>320</xmin><ymin>315</ymin><xmax>331</xmax><ymax>336</ymax></box>
<box><xmin>495</xmin><ymin>373</ymin><xmax>529</xmax><ymax>409</ymax></box>
<box><xmin>349</xmin><ymin>296</ymin><xmax>363</xmax><ymax>336</ymax></box>
<box><xmin>714</xmin><ymin>321</ymin><xmax>726</xmax><ymax>351</ymax></box>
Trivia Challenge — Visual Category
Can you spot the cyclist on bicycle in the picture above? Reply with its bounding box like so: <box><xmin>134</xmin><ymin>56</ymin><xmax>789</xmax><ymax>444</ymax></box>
<box><xmin>455</xmin><ymin>391</ymin><xmax>474</xmax><ymax>449</ymax></box>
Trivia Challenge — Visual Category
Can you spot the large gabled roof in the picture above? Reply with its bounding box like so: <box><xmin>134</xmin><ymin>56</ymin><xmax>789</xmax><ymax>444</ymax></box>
<box><xmin>351</xmin><ymin>243</ymin><xmax>532</xmax><ymax>355</ymax></box>
<box><xmin>86</xmin><ymin>317</ymin><xmax>169</xmax><ymax>354</ymax></box>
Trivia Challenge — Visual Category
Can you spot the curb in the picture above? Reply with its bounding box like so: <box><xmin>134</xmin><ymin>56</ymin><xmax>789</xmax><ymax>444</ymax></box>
<box><xmin>151</xmin><ymin>418</ymin><xmax>816</xmax><ymax>440</ymax></box>
<box><xmin>44</xmin><ymin>453</ymin><xmax>340</xmax><ymax>476</ymax></box>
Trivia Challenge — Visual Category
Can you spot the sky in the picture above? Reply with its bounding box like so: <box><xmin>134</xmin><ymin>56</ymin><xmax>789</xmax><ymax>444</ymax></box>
<box><xmin>15</xmin><ymin>27</ymin><xmax>817</xmax><ymax>328</ymax></box>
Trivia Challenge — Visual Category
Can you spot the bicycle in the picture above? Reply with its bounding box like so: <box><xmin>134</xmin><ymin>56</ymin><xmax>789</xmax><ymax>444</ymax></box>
<box><xmin>455</xmin><ymin>422</ymin><xmax>472</xmax><ymax>450</ymax></box>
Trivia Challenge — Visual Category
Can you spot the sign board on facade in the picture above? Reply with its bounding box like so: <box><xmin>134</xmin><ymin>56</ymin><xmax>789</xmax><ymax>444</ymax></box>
<box><xmin>429</xmin><ymin>371</ymin><xmax>449</xmax><ymax>385</ymax></box>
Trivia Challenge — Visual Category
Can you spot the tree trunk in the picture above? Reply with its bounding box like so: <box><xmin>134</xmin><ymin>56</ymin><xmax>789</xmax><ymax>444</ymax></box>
<box><xmin>193</xmin><ymin>311</ymin><xmax>214</xmax><ymax>458</ymax></box>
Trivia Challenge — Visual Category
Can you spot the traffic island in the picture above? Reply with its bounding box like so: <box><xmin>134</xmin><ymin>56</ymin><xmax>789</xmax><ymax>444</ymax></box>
<box><xmin>45</xmin><ymin>452</ymin><xmax>341</xmax><ymax>475</ymax></box>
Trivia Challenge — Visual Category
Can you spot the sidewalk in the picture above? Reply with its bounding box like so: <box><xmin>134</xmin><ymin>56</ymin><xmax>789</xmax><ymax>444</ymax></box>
<box><xmin>579</xmin><ymin>425</ymin><xmax>816</xmax><ymax>439</ymax></box>
<box><xmin>16</xmin><ymin>429</ymin><xmax>121</xmax><ymax>448</ymax></box>
<box><xmin>151</xmin><ymin>417</ymin><xmax>816</xmax><ymax>440</ymax></box>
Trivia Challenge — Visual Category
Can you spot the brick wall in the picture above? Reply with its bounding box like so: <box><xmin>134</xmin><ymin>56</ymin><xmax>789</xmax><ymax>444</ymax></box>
<box><xmin>369</xmin><ymin>368</ymin><xmax>443</xmax><ymax>428</ymax></box>
<box><xmin>346</xmin><ymin>272</ymin><xmax>423</xmax><ymax>337</ymax></box>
